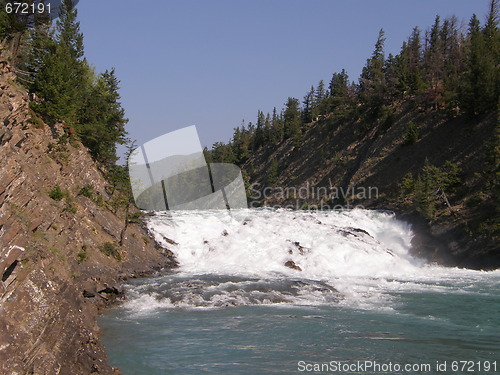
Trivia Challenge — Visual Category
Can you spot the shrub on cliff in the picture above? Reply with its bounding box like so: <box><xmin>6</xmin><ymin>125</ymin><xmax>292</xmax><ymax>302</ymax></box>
<box><xmin>99</xmin><ymin>242</ymin><xmax>121</xmax><ymax>262</ymax></box>
<box><xmin>399</xmin><ymin>160</ymin><xmax>461</xmax><ymax>220</ymax></box>
<box><xmin>48</xmin><ymin>185</ymin><xmax>64</xmax><ymax>201</ymax></box>
<box><xmin>403</xmin><ymin>122</ymin><xmax>419</xmax><ymax>145</ymax></box>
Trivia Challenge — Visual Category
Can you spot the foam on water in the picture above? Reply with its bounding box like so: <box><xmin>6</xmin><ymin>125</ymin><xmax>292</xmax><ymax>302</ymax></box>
<box><xmin>124</xmin><ymin>208</ymin><xmax>499</xmax><ymax>313</ymax></box>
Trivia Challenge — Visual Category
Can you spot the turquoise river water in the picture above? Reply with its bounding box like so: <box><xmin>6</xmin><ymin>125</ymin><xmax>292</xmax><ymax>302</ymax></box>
<box><xmin>98</xmin><ymin>209</ymin><xmax>500</xmax><ymax>374</ymax></box>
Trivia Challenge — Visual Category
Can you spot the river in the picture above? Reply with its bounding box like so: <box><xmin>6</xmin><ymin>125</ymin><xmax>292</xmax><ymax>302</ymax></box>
<box><xmin>98</xmin><ymin>209</ymin><xmax>500</xmax><ymax>374</ymax></box>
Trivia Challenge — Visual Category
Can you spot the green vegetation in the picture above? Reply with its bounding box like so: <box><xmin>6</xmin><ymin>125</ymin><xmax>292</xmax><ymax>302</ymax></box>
<box><xmin>48</xmin><ymin>185</ymin><xmax>64</xmax><ymax>201</ymax></box>
<box><xmin>76</xmin><ymin>248</ymin><xmax>88</xmax><ymax>263</ymax></box>
<box><xmin>127</xmin><ymin>211</ymin><xmax>144</xmax><ymax>224</ymax></box>
<box><xmin>403</xmin><ymin>122</ymin><xmax>420</xmax><ymax>145</ymax></box>
<box><xmin>2</xmin><ymin>0</ymin><xmax>128</xmax><ymax>168</ymax></box>
<box><xmin>400</xmin><ymin>160</ymin><xmax>461</xmax><ymax>220</ymax></box>
<box><xmin>267</xmin><ymin>159</ymin><xmax>279</xmax><ymax>185</ymax></box>
<box><xmin>8</xmin><ymin>202</ymin><xmax>31</xmax><ymax>228</ymax></box>
<box><xmin>477</xmin><ymin>117</ymin><xmax>500</xmax><ymax>237</ymax></box>
<box><xmin>27</xmin><ymin>111</ymin><xmax>44</xmax><ymax>129</ymax></box>
<box><xmin>78</xmin><ymin>185</ymin><xmax>94</xmax><ymax>199</ymax></box>
<box><xmin>48</xmin><ymin>184</ymin><xmax>79</xmax><ymax>213</ymax></box>
<box><xmin>99</xmin><ymin>242</ymin><xmax>121</xmax><ymax>261</ymax></box>
<box><xmin>78</xmin><ymin>185</ymin><xmax>108</xmax><ymax>208</ymax></box>
<box><xmin>49</xmin><ymin>246</ymin><xmax>65</xmax><ymax>261</ymax></box>
<box><xmin>63</xmin><ymin>204</ymin><xmax>77</xmax><ymax>214</ymax></box>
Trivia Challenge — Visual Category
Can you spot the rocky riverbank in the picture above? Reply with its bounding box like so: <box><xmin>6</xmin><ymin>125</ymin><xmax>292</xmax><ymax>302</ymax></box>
<box><xmin>0</xmin><ymin>55</ymin><xmax>177</xmax><ymax>374</ymax></box>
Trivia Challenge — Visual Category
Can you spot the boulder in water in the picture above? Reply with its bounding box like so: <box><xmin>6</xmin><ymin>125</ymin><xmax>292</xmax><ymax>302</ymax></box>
<box><xmin>284</xmin><ymin>260</ymin><xmax>302</xmax><ymax>271</ymax></box>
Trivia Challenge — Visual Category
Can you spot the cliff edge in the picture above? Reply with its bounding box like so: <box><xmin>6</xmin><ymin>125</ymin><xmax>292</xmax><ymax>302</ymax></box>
<box><xmin>0</xmin><ymin>53</ymin><xmax>176</xmax><ymax>374</ymax></box>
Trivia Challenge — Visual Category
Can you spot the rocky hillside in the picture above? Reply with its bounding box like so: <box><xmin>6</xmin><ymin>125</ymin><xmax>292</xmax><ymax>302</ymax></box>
<box><xmin>244</xmin><ymin>104</ymin><xmax>499</xmax><ymax>270</ymax></box>
<box><xmin>0</xmin><ymin>53</ymin><xmax>176</xmax><ymax>374</ymax></box>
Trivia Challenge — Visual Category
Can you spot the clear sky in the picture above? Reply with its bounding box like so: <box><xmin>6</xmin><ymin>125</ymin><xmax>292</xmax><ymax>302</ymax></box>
<box><xmin>76</xmin><ymin>0</ymin><xmax>491</xmax><ymax>155</ymax></box>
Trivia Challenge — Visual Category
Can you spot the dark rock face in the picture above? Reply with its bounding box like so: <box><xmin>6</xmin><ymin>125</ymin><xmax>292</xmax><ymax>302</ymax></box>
<box><xmin>0</xmin><ymin>58</ymin><xmax>177</xmax><ymax>374</ymax></box>
<box><xmin>398</xmin><ymin>212</ymin><xmax>500</xmax><ymax>271</ymax></box>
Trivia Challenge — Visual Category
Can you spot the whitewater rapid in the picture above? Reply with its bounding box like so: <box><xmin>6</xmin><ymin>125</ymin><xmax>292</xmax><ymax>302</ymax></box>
<box><xmin>124</xmin><ymin>209</ymin><xmax>499</xmax><ymax>313</ymax></box>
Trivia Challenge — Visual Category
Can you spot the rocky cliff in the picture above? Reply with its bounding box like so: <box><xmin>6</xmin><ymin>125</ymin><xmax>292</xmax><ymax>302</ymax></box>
<box><xmin>0</xmin><ymin>54</ymin><xmax>176</xmax><ymax>374</ymax></box>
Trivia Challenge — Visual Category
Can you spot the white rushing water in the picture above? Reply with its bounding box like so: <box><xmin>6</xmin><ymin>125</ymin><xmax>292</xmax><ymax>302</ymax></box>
<box><xmin>130</xmin><ymin>208</ymin><xmax>499</xmax><ymax>312</ymax></box>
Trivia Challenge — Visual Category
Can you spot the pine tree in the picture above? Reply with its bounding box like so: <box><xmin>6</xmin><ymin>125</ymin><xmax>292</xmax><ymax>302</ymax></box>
<box><xmin>283</xmin><ymin>97</ymin><xmax>301</xmax><ymax>141</ymax></box>
<box><xmin>231</xmin><ymin>125</ymin><xmax>248</xmax><ymax>164</ymax></box>
<box><xmin>270</xmin><ymin>107</ymin><xmax>283</xmax><ymax>145</ymax></box>
<box><xmin>314</xmin><ymin>79</ymin><xmax>329</xmax><ymax>116</ymax></box>
<box><xmin>57</xmin><ymin>0</ymin><xmax>83</xmax><ymax>59</ymax></box>
<box><xmin>329</xmin><ymin>70</ymin><xmax>349</xmax><ymax>99</ymax></box>
<box><xmin>247</xmin><ymin>121</ymin><xmax>256</xmax><ymax>151</ymax></box>
<box><xmin>211</xmin><ymin>142</ymin><xmax>235</xmax><ymax>163</ymax></box>
<box><xmin>254</xmin><ymin>110</ymin><xmax>265</xmax><ymax>149</ymax></box>
<box><xmin>78</xmin><ymin>68</ymin><xmax>128</xmax><ymax>165</ymax></box>
<box><xmin>405</xmin><ymin>27</ymin><xmax>426</xmax><ymax>93</ymax></box>
<box><xmin>234</xmin><ymin>122</ymin><xmax>251</xmax><ymax>163</ymax></box>
<box><xmin>302</xmin><ymin>86</ymin><xmax>314</xmax><ymax>124</ymax></box>
<box><xmin>440</xmin><ymin>16</ymin><xmax>463</xmax><ymax>114</ymax></box>
<box><xmin>484</xmin><ymin>0</ymin><xmax>500</xmax><ymax>54</ymax></box>
<box><xmin>30</xmin><ymin>0</ymin><xmax>85</xmax><ymax>124</ymax></box>
<box><xmin>263</xmin><ymin>112</ymin><xmax>272</xmax><ymax>143</ymax></box>
<box><xmin>384</xmin><ymin>53</ymin><xmax>399</xmax><ymax>101</ymax></box>
<box><xmin>460</xmin><ymin>14</ymin><xmax>498</xmax><ymax>116</ymax></box>
<box><xmin>424</xmin><ymin>16</ymin><xmax>445</xmax><ymax>109</ymax></box>
<box><xmin>483</xmin><ymin>0</ymin><xmax>500</xmax><ymax>106</ymax></box>
<box><xmin>328</xmin><ymin>69</ymin><xmax>350</xmax><ymax>112</ymax></box>
<box><xmin>359</xmin><ymin>28</ymin><xmax>387</xmax><ymax>112</ymax></box>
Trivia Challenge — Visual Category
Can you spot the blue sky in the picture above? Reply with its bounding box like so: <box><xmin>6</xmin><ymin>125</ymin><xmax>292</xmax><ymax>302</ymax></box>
<box><xmin>76</xmin><ymin>0</ymin><xmax>491</xmax><ymax>155</ymax></box>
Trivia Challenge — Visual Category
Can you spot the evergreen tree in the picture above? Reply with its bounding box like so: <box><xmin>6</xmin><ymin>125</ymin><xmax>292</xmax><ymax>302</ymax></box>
<box><xmin>234</xmin><ymin>122</ymin><xmax>251</xmax><ymax>163</ymax></box>
<box><xmin>460</xmin><ymin>14</ymin><xmax>498</xmax><ymax>116</ymax></box>
<box><xmin>329</xmin><ymin>70</ymin><xmax>349</xmax><ymax>99</ymax></box>
<box><xmin>314</xmin><ymin>79</ymin><xmax>329</xmax><ymax>116</ymax></box>
<box><xmin>424</xmin><ymin>16</ymin><xmax>445</xmax><ymax>109</ymax></box>
<box><xmin>484</xmin><ymin>0</ymin><xmax>500</xmax><ymax>54</ymax></box>
<box><xmin>483</xmin><ymin>0</ymin><xmax>500</xmax><ymax>105</ymax></box>
<box><xmin>384</xmin><ymin>53</ymin><xmax>400</xmax><ymax>101</ymax></box>
<box><xmin>30</xmin><ymin>0</ymin><xmax>85</xmax><ymax>124</ymax></box>
<box><xmin>231</xmin><ymin>125</ymin><xmax>246</xmax><ymax>164</ymax></box>
<box><xmin>211</xmin><ymin>142</ymin><xmax>235</xmax><ymax>163</ymax></box>
<box><xmin>404</xmin><ymin>27</ymin><xmax>426</xmax><ymax>93</ymax></box>
<box><xmin>263</xmin><ymin>112</ymin><xmax>272</xmax><ymax>143</ymax></box>
<box><xmin>78</xmin><ymin>68</ymin><xmax>128</xmax><ymax>165</ymax></box>
<box><xmin>270</xmin><ymin>107</ymin><xmax>283</xmax><ymax>145</ymax></box>
<box><xmin>314</xmin><ymin>80</ymin><xmax>326</xmax><ymax>103</ymax></box>
<box><xmin>57</xmin><ymin>0</ymin><xmax>83</xmax><ymax>59</ymax></box>
<box><xmin>328</xmin><ymin>69</ymin><xmax>350</xmax><ymax>111</ymax></box>
<box><xmin>359</xmin><ymin>28</ymin><xmax>387</xmax><ymax>112</ymax></box>
<box><xmin>283</xmin><ymin>97</ymin><xmax>301</xmax><ymax>141</ymax></box>
<box><xmin>302</xmin><ymin>85</ymin><xmax>314</xmax><ymax>123</ymax></box>
<box><xmin>247</xmin><ymin>121</ymin><xmax>256</xmax><ymax>151</ymax></box>
<box><xmin>254</xmin><ymin>110</ymin><xmax>265</xmax><ymax>149</ymax></box>
<box><xmin>440</xmin><ymin>16</ymin><xmax>463</xmax><ymax>114</ymax></box>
